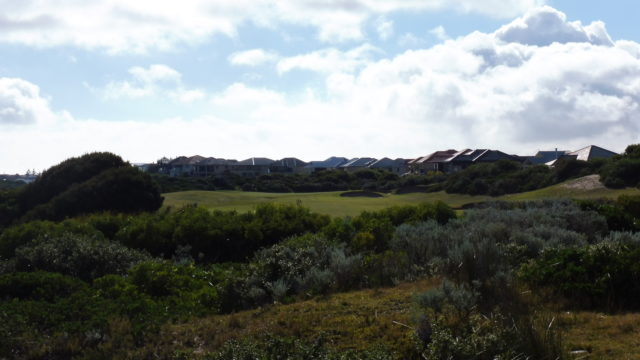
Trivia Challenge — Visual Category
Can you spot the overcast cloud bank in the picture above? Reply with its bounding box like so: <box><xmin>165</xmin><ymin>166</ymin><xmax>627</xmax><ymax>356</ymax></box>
<box><xmin>1</xmin><ymin>6</ymin><xmax>639</xmax><ymax>173</ymax></box>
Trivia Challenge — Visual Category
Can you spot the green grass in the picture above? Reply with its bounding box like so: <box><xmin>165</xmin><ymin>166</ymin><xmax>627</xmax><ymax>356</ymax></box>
<box><xmin>162</xmin><ymin>178</ymin><xmax>640</xmax><ymax>217</ymax></box>
<box><xmin>162</xmin><ymin>190</ymin><xmax>492</xmax><ymax>217</ymax></box>
<box><xmin>503</xmin><ymin>183</ymin><xmax>640</xmax><ymax>201</ymax></box>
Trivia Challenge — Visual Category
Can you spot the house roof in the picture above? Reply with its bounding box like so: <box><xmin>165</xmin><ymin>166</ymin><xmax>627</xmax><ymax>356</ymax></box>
<box><xmin>525</xmin><ymin>150</ymin><xmax>569</xmax><ymax>165</ymax></box>
<box><xmin>444</xmin><ymin>149</ymin><xmax>519</xmax><ymax>163</ymax></box>
<box><xmin>409</xmin><ymin>150</ymin><xmax>457</xmax><ymax>164</ymax></box>
<box><xmin>340</xmin><ymin>157</ymin><xmax>377</xmax><ymax>168</ymax></box>
<box><xmin>169</xmin><ymin>155</ymin><xmax>205</xmax><ymax>166</ymax></box>
<box><xmin>305</xmin><ymin>156</ymin><xmax>349</xmax><ymax>168</ymax></box>
<box><xmin>369</xmin><ymin>157</ymin><xmax>405</xmax><ymax>168</ymax></box>
<box><xmin>272</xmin><ymin>158</ymin><xmax>307</xmax><ymax>167</ymax></box>
<box><xmin>238</xmin><ymin>157</ymin><xmax>274</xmax><ymax>166</ymax></box>
<box><xmin>199</xmin><ymin>157</ymin><xmax>237</xmax><ymax>165</ymax></box>
<box><xmin>568</xmin><ymin>145</ymin><xmax>617</xmax><ymax>161</ymax></box>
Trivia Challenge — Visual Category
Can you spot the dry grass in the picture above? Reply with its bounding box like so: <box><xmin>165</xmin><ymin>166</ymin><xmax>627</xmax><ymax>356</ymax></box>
<box><xmin>147</xmin><ymin>278</ymin><xmax>440</xmax><ymax>357</ymax></box>
<box><xmin>561</xmin><ymin>311</ymin><xmax>640</xmax><ymax>359</ymax></box>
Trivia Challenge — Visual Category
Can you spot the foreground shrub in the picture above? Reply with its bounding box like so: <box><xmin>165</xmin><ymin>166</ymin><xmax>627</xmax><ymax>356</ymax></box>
<box><xmin>520</xmin><ymin>233</ymin><xmax>640</xmax><ymax>311</ymax></box>
<box><xmin>208</xmin><ymin>336</ymin><xmax>395</xmax><ymax>360</ymax></box>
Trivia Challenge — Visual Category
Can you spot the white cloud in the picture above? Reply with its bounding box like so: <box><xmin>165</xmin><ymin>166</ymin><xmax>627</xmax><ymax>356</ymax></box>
<box><xmin>101</xmin><ymin>64</ymin><xmax>204</xmax><ymax>102</ymax></box>
<box><xmin>0</xmin><ymin>78</ymin><xmax>60</xmax><ymax>126</ymax></box>
<box><xmin>429</xmin><ymin>26</ymin><xmax>449</xmax><ymax>41</ymax></box>
<box><xmin>229</xmin><ymin>49</ymin><xmax>279</xmax><ymax>66</ymax></box>
<box><xmin>6</xmin><ymin>6</ymin><xmax>640</xmax><ymax>174</ymax></box>
<box><xmin>495</xmin><ymin>6</ymin><xmax>613</xmax><ymax>46</ymax></box>
<box><xmin>375</xmin><ymin>17</ymin><xmax>394</xmax><ymax>41</ymax></box>
<box><xmin>277</xmin><ymin>44</ymin><xmax>381</xmax><ymax>74</ymax></box>
<box><xmin>398</xmin><ymin>33</ymin><xmax>425</xmax><ymax>48</ymax></box>
<box><xmin>0</xmin><ymin>0</ymin><xmax>548</xmax><ymax>52</ymax></box>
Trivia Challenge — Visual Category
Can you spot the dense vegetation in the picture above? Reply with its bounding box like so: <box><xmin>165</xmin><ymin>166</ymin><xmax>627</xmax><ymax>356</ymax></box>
<box><xmin>2</xmin><ymin>150</ymin><xmax>640</xmax><ymax>358</ymax></box>
<box><xmin>2</xmin><ymin>195</ymin><xmax>639</xmax><ymax>358</ymax></box>
<box><xmin>0</xmin><ymin>152</ymin><xmax>163</xmax><ymax>229</ymax></box>
<box><xmin>154</xmin><ymin>168</ymin><xmax>442</xmax><ymax>194</ymax></box>
<box><xmin>444</xmin><ymin>144</ymin><xmax>640</xmax><ymax>196</ymax></box>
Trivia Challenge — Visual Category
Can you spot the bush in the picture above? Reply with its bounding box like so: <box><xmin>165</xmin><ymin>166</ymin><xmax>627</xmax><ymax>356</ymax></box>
<box><xmin>520</xmin><ymin>235</ymin><xmax>640</xmax><ymax>310</ymax></box>
<box><xmin>9</xmin><ymin>233</ymin><xmax>151</xmax><ymax>281</ymax></box>
<box><xmin>16</xmin><ymin>152</ymin><xmax>127</xmax><ymax>214</ymax></box>
<box><xmin>22</xmin><ymin>166</ymin><xmax>164</xmax><ymax>222</ymax></box>
<box><xmin>0</xmin><ymin>219</ymin><xmax>101</xmax><ymax>260</ymax></box>
<box><xmin>0</xmin><ymin>271</ymin><xmax>88</xmax><ymax>302</ymax></box>
<box><xmin>600</xmin><ymin>144</ymin><xmax>640</xmax><ymax>188</ymax></box>
<box><xmin>444</xmin><ymin>161</ymin><xmax>556</xmax><ymax>196</ymax></box>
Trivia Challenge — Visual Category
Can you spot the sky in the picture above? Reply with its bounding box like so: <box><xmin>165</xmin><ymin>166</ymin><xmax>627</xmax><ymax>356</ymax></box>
<box><xmin>1</xmin><ymin>0</ymin><xmax>640</xmax><ymax>173</ymax></box>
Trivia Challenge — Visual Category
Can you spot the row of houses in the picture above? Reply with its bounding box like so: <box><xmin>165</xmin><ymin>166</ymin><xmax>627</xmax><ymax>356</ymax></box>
<box><xmin>150</xmin><ymin>155</ymin><xmax>408</xmax><ymax>177</ymax></box>
<box><xmin>147</xmin><ymin>145</ymin><xmax>617</xmax><ymax>178</ymax></box>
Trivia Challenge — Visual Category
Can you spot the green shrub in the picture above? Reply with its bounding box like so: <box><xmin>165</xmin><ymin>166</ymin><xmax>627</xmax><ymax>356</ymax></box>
<box><xmin>0</xmin><ymin>219</ymin><xmax>101</xmax><ymax>260</ymax></box>
<box><xmin>9</xmin><ymin>233</ymin><xmax>151</xmax><ymax>281</ymax></box>
<box><xmin>520</xmin><ymin>235</ymin><xmax>640</xmax><ymax>310</ymax></box>
<box><xmin>22</xmin><ymin>166</ymin><xmax>164</xmax><ymax>222</ymax></box>
<box><xmin>0</xmin><ymin>271</ymin><xmax>88</xmax><ymax>302</ymax></box>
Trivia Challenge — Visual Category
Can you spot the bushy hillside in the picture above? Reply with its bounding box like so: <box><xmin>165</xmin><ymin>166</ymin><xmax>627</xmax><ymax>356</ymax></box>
<box><xmin>0</xmin><ymin>152</ymin><xmax>163</xmax><ymax>227</ymax></box>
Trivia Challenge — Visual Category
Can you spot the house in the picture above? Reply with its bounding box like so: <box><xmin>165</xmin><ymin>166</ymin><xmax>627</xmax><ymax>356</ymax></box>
<box><xmin>193</xmin><ymin>157</ymin><xmax>238</xmax><ymax>176</ymax></box>
<box><xmin>300</xmin><ymin>157</ymin><xmax>349</xmax><ymax>173</ymax></box>
<box><xmin>524</xmin><ymin>150</ymin><xmax>569</xmax><ymax>165</ymax></box>
<box><xmin>369</xmin><ymin>158</ymin><xmax>409</xmax><ymax>175</ymax></box>
<box><xmin>545</xmin><ymin>145</ymin><xmax>618</xmax><ymax>166</ymax></box>
<box><xmin>408</xmin><ymin>150</ymin><xmax>458</xmax><ymax>174</ymax></box>
<box><xmin>442</xmin><ymin>149</ymin><xmax>521</xmax><ymax>173</ymax></box>
<box><xmin>270</xmin><ymin>158</ymin><xmax>308</xmax><ymax>173</ymax></box>
<box><xmin>230</xmin><ymin>157</ymin><xmax>274</xmax><ymax>177</ymax></box>
<box><xmin>168</xmin><ymin>155</ymin><xmax>205</xmax><ymax>176</ymax></box>
<box><xmin>339</xmin><ymin>157</ymin><xmax>377</xmax><ymax>172</ymax></box>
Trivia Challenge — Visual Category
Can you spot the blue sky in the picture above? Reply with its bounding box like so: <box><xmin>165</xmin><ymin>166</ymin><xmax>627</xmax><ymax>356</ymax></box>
<box><xmin>1</xmin><ymin>1</ymin><xmax>639</xmax><ymax>173</ymax></box>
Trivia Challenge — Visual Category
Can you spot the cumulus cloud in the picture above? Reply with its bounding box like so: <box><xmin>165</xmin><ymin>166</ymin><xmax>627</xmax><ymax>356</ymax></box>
<box><xmin>102</xmin><ymin>64</ymin><xmax>205</xmax><ymax>103</ymax></box>
<box><xmin>277</xmin><ymin>44</ymin><xmax>381</xmax><ymax>74</ymax></box>
<box><xmin>0</xmin><ymin>0</ymin><xmax>547</xmax><ymax>52</ymax></box>
<box><xmin>0</xmin><ymin>78</ymin><xmax>59</xmax><ymax>126</ymax></box>
<box><xmin>5</xmin><ymin>6</ymin><xmax>640</xmax><ymax>174</ymax></box>
<box><xmin>229</xmin><ymin>49</ymin><xmax>279</xmax><ymax>66</ymax></box>
<box><xmin>495</xmin><ymin>6</ymin><xmax>613</xmax><ymax>46</ymax></box>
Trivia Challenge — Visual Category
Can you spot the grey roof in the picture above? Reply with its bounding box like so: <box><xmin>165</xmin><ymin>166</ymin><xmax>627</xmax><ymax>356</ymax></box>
<box><xmin>369</xmin><ymin>157</ymin><xmax>405</xmax><ymax>168</ymax></box>
<box><xmin>568</xmin><ymin>145</ymin><xmax>617</xmax><ymax>161</ymax></box>
<box><xmin>238</xmin><ymin>157</ymin><xmax>274</xmax><ymax>166</ymax></box>
<box><xmin>340</xmin><ymin>157</ymin><xmax>377</xmax><ymax>168</ymax></box>
<box><xmin>409</xmin><ymin>150</ymin><xmax>457</xmax><ymax>164</ymax></box>
<box><xmin>272</xmin><ymin>158</ymin><xmax>307</xmax><ymax>167</ymax></box>
<box><xmin>170</xmin><ymin>155</ymin><xmax>205</xmax><ymax>166</ymax></box>
<box><xmin>445</xmin><ymin>149</ymin><xmax>519</xmax><ymax>163</ymax></box>
<box><xmin>305</xmin><ymin>156</ymin><xmax>349</xmax><ymax>168</ymax></box>
<box><xmin>526</xmin><ymin>150</ymin><xmax>569</xmax><ymax>165</ymax></box>
<box><xmin>199</xmin><ymin>157</ymin><xmax>237</xmax><ymax>165</ymax></box>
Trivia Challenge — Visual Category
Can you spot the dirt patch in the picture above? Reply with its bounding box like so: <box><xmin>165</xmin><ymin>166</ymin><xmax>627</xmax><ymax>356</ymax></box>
<box><xmin>560</xmin><ymin>174</ymin><xmax>605</xmax><ymax>191</ymax></box>
<box><xmin>340</xmin><ymin>191</ymin><xmax>384</xmax><ymax>198</ymax></box>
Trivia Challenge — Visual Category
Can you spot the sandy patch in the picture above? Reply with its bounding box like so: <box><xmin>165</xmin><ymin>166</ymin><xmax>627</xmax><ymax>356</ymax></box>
<box><xmin>560</xmin><ymin>174</ymin><xmax>605</xmax><ymax>191</ymax></box>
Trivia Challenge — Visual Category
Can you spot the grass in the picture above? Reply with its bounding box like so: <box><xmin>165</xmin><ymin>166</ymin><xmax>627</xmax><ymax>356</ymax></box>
<box><xmin>561</xmin><ymin>311</ymin><xmax>640</xmax><ymax>359</ymax></box>
<box><xmin>144</xmin><ymin>278</ymin><xmax>440</xmax><ymax>358</ymax></box>
<box><xmin>503</xmin><ymin>183</ymin><xmax>640</xmax><ymax>202</ymax></box>
<box><xmin>163</xmin><ymin>178</ymin><xmax>640</xmax><ymax>217</ymax></box>
<box><xmin>162</xmin><ymin>190</ymin><xmax>492</xmax><ymax>217</ymax></box>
